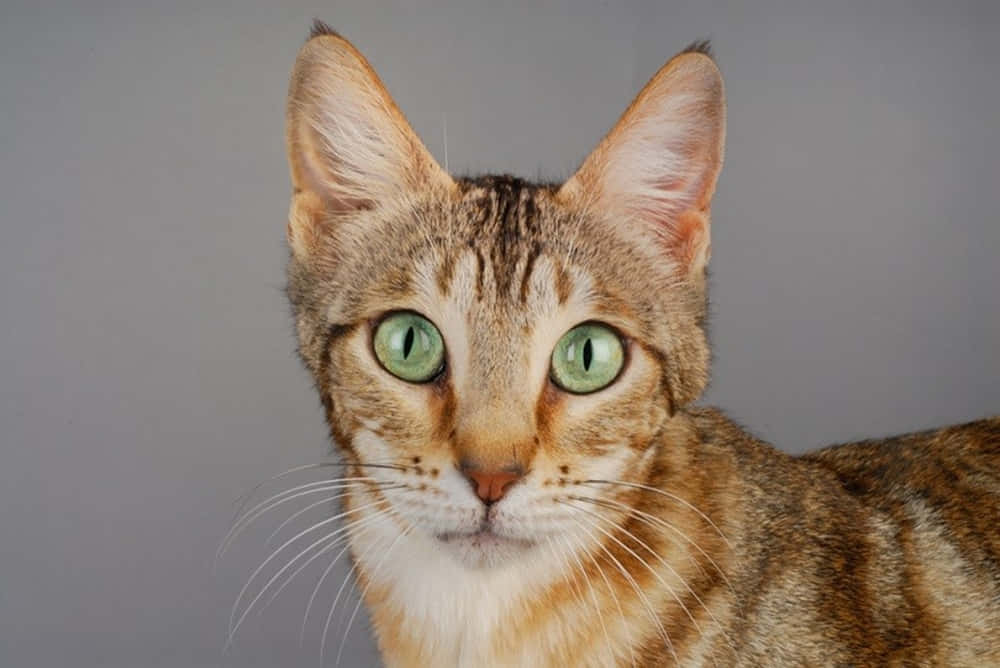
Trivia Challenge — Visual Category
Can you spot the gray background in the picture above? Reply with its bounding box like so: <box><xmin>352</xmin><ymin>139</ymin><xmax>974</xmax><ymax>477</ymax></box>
<box><xmin>1</xmin><ymin>0</ymin><xmax>997</xmax><ymax>666</ymax></box>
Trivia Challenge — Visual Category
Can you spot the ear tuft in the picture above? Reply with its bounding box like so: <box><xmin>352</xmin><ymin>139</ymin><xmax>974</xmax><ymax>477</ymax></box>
<box><xmin>308</xmin><ymin>19</ymin><xmax>340</xmax><ymax>41</ymax></box>
<box><xmin>679</xmin><ymin>39</ymin><xmax>714</xmax><ymax>59</ymax></box>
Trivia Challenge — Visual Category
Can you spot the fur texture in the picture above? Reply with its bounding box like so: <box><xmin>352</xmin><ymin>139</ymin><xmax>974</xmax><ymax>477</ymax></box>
<box><xmin>281</xmin><ymin>28</ymin><xmax>1000</xmax><ymax>667</ymax></box>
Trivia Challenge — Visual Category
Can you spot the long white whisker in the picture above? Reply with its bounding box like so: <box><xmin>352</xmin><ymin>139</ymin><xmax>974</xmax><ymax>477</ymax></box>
<box><xmin>300</xmin><ymin>537</ymin><xmax>358</xmax><ymax>646</ymax></box>
<box><xmin>573</xmin><ymin>494</ymin><xmax>709</xmax><ymax>580</ymax></box>
<box><xmin>583</xmin><ymin>479</ymin><xmax>732</xmax><ymax>548</ymax></box>
<box><xmin>320</xmin><ymin>523</ymin><xmax>393</xmax><ymax>665</ymax></box>
<box><xmin>266</xmin><ymin>485</ymin><xmax>407</xmax><ymax>546</ymax></box>
<box><xmin>226</xmin><ymin>499</ymin><xmax>387</xmax><ymax>649</ymax></box>
<box><xmin>562</xmin><ymin>504</ymin><xmax>678</xmax><ymax>665</ymax></box>
<box><xmin>229</xmin><ymin>463</ymin><xmax>347</xmax><ymax>518</ymax></box>
<box><xmin>573</xmin><ymin>494</ymin><xmax>739</xmax><ymax>606</ymax></box>
<box><xmin>541</xmin><ymin>535</ymin><xmax>590</xmax><ymax>630</ymax></box>
<box><xmin>335</xmin><ymin>525</ymin><xmax>411</xmax><ymax>666</ymax></box>
<box><xmin>573</xmin><ymin>496</ymin><xmax>736</xmax><ymax>658</ymax></box>
<box><xmin>230</xmin><ymin>477</ymin><xmax>376</xmax><ymax>535</ymax></box>
<box><xmin>551</xmin><ymin>532</ymin><xmax>617</xmax><ymax>667</ymax></box>
<box><xmin>543</xmin><ymin>535</ymin><xmax>583</xmax><ymax>605</ymax></box>
<box><xmin>566</xmin><ymin>523</ymin><xmax>637</xmax><ymax>668</ymax></box>
<box><xmin>217</xmin><ymin>478</ymin><xmax>380</xmax><ymax>564</ymax></box>
<box><xmin>228</xmin><ymin>509</ymin><xmax>380</xmax><ymax>651</ymax></box>
<box><xmin>265</xmin><ymin>492</ymin><xmax>352</xmax><ymax>546</ymax></box>
<box><xmin>567</xmin><ymin>499</ymin><xmax>726</xmax><ymax>667</ymax></box>
<box><xmin>227</xmin><ymin>461</ymin><xmax>408</xmax><ymax>526</ymax></box>
<box><xmin>261</xmin><ymin>508</ymin><xmax>396</xmax><ymax>615</ymax></box>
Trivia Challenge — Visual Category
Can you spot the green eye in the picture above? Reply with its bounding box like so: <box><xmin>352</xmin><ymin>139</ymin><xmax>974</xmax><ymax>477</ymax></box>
<box><xmin>550</xmin><ymin>323</ymin><xmax>625</xmax><ymax>394</ymax></box>
<box><xmin>373</xmin><ymin>312</ymin><xmax>445</xmax><ymax>383</ymax></box>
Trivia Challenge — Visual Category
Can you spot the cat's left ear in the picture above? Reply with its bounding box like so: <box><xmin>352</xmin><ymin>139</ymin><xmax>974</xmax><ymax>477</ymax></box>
<box><xmin>558</xmin><ymin>45</ymin><xmax>725</xmax><ymax>280</ymax></box>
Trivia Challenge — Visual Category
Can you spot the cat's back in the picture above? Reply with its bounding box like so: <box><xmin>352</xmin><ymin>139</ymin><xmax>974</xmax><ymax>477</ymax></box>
<box><xmin>803</xmin><ymin>416</ymin><xmax>1000</xmax><ymax>521</ymax></box>
<box><xmin>800</xmin><ymin>417</ymin><xmax>1000</xmax><ymax>665</ymax></box>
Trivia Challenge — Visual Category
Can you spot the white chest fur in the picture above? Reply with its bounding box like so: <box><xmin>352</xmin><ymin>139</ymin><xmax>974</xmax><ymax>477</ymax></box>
<box><xmin>349</xmin><ymin>514</ymin><xmax>590</xmax><ymax>667</ymax></box>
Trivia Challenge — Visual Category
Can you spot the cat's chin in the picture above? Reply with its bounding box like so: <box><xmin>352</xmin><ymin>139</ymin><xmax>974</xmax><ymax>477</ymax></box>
<box><xmin>436</xmin><ymin>529</ymin><xmax>535</xmax><ymax>569</ymax></box>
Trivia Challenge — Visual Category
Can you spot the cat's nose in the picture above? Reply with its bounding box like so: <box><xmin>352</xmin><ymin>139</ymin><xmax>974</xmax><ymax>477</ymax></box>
<box><xmin>460</xmin><ymin>464</ymin><xmax>524</xmax><ymax>505</ymax></box>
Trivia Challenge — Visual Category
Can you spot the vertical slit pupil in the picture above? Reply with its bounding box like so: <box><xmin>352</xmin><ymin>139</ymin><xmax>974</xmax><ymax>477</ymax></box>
<box><xmin>583</xmin><ymin>338</ymin><xmax>593</xmax><ymax>371</ymax></box>
<box><xmin>403</xmin><ymin>326</ymin><xmax>415</xmax><ymax>359</ymax></box>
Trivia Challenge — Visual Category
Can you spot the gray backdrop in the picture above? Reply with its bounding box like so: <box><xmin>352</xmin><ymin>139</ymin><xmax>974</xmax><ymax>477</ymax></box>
<box><xmin>1</xmin><ymin>1</ymin><xmax>997</xmax><ymax>666</ymax></box>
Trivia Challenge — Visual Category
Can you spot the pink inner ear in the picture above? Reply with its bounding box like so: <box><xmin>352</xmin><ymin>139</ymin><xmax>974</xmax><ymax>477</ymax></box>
<box><xmin>653</xmin><ymin>174</ymin><xmax>687</xmax><ymax>193</ymax></box>
<box><xmin>666</xmin><ymin>210</ymin><xmax>709</xmax><ymax>270</ymax></box>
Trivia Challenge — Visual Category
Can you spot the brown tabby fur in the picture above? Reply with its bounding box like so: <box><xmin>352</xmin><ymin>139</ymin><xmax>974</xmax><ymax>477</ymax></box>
<box><xmin>282</xmin><ymin>22</ymin><xmax>1000</xmax><ymax>667</ymax></box>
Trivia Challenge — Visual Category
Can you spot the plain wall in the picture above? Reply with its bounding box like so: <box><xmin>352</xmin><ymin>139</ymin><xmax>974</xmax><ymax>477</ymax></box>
<box><xmin>1</xmin><ymin>0</ymin><xmax>997</xmax><ymax>666</ymax></box>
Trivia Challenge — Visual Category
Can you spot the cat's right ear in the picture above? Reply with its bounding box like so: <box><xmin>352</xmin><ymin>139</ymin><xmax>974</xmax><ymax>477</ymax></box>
<box><xmin>285</xmin><ymin>28</ymin><xmax>454</xmax><ymax>260</ymax></box>
<box><xmin>558</xmin><ymin>45</ymin><xmax>725</xmax><ymax>282</ymax></box>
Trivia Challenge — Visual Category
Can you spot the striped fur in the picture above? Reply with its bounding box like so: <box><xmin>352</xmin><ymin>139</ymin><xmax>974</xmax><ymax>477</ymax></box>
<box><xmin>282</xmin><ymin>26</ymin><xmax>1000</xmax><ymax>666</ymax></box>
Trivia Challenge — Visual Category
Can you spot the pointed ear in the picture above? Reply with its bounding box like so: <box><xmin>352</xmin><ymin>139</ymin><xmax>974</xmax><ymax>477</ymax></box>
<box><xmin>558</xmin><ymin>46</ymin><xmax>725</xmax><ymax>279</ymax></box>
<box><xmin>285</xmin><ymin>29</ymin><xmax>453</xmax><ymax>258</ymax></box>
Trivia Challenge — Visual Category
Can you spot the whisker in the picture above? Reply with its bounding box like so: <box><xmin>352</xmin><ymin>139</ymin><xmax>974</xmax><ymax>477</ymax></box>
<box><xmin>572</xmin><ymin>494</ymin><xmax>739</xmax><ymax>606</ymax></box>
<box><xmin>232</xmin><ymin>477</ymin><xmax>377</xmax><ymax>532</ymax></box>
<box><xmin>568</xmin><ymin>502</ymin><xmax>700</xmax><ymax>625</ymax></box>
<box><xmin>228</xmin><ymin>461</ymin><xmax>410</xmax><ymax>521</ymax></box>
<box><xmin>542</xmin><ymin>535</ymin><xmax>590</xmax><ymax>623</ymax></box>
<box><xmin>260</xmin><ymin>510</ymin><xmax>392</xmax><ymax>617</ymax></box>
<box><xmin>564</xmin><ymin>524</ymin><xmax>637</xmax><ymax>668</ymax></box>
<box><xmin>563</xmin><ymin>503</ymin><xmax>681</xmax><ymax>665</ymax></box>
<box><xmin>264</xmin><ymin>492</ymin><xmax>352</xmax><ymax>547</ymax></box>
<box><xmin>570</xmin><ymin>494</ymin><xmax>709</xmax><ymax>581</ymax></box>
<box><xmin>319</xmin><ymin>524</ymin><xmax>394</xmax><ymax>665</ymax></box>
<box><xmin>226</xmin><ymin>499</ymin><xmax>387</xmax><ymax>649</ymax></box>
<box><xmin>230</xmin><ymin>507</ymin><xmax>396</xmax><ymax>651</ymax></box>
<box><xmin>266</xmin><ymin>485</ymin><xmax>407</xmax><ymax>546</ymax></box>
<box><xmin>551</xmin><ymin>532</ymin><xmax>617</xmax><ymax>667</ymax></box>
<box><xmin>561</xmin><ymin>505</ymin><xmax>678</xmax><ymax>665</ymax></box>
<box><xmin>335</xmin><ymin>524</ymin><xmax>412</xmax><ymax>666</ymax></box>
<box><xmin>299</xmin><ymin>489</ymin><xmax>405</xmax><ymax>647</ymax></box>
<box><xmin>263</xmin><ymin>487</ymin><xmax>408</xmax><ymax>604</ymax></box>
<box><xmin>227</xmin><ymin>506</ymin><xmax>380</xmax><ymax>650</ymax></box>
<box><xmin>300</xmin><ymin>537</ymin><xmax>357</xmax><ymax>646</ymax></box>
<box><xmin>217</xmin><ymin>478</ymin><xmax>381</xmax><ymax>566</ymax></box>
<box><xmin>230</xmin><ymin>463</ymin><xmax>347</xmax><ymax>515</ymax></box>
<box><xmin>582</xmin><ymin>479</ymin><xmax>732</xmax><ymax>548</ymax></box>
<box><xmin>567</xmin><ymin>499</ymin><xmax>736</xmax><ymax>667</ymax></box>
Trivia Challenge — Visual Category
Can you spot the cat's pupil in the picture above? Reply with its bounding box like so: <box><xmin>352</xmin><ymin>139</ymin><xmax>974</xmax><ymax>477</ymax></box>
<box><xmin>403</xmin><ymin>326</ymin><xmax>415</xmax><ymax>359</ymax></box>
<box><xmin>583</xmin><ymin>338</ymin><xmax>593</xmax><ymax>371</ymax></box>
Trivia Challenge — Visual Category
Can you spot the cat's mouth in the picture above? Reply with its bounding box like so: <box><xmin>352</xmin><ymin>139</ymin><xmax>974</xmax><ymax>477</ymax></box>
<box><xmin>437</xmin><ymin>527</ymin><xmax>513</xmax><ymax>544</ymax></box>
<box><xmin>435</xmin><ymin>523</ymin><xmax>535</xmax><ymax>567</ymax></box>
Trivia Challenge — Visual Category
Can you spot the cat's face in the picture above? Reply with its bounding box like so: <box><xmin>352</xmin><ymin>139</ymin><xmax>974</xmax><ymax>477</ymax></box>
<box><xmin>285</xmin><ymin>31</ymin><xmax>724</xmax><ymax>568</ymax></box>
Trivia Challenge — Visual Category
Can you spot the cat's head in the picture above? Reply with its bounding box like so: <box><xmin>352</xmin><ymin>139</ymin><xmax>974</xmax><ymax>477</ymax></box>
<box><xmin>284</xmin><ymin>25</ymin><xmax>724</xmax><ymax>568</ymax></box>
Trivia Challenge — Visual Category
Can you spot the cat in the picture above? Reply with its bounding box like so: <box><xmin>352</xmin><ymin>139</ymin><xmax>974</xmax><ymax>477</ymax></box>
<box><xmin>280</xmin><ymin>20</ymin><xmax>1000</xmax><ymax>667</ymax></box>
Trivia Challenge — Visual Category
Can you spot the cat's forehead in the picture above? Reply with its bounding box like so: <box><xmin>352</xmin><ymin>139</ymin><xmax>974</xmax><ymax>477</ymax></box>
<box><xmin>452</xmin><ymin>175</ymin><xmax>561</xmax><ymax>252</ymax></box>
<box><xmin>405</xmin><ymin>177</ymin><xmax>587</xmax><ymax>329</ymax></box>
<box><xmin>322</xmin><ymin>172</ymin><xmax>670</xmax><ymax>337</ymax></box>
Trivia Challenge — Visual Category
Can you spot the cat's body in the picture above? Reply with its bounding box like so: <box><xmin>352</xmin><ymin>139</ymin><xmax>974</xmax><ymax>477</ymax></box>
<box><xmin>280</xmin><ymin>22</ymin><xmax>1000</xmax><ymax>666</ymax></box>
<box><xmin>349</xmin><ymin>410</ymin><xmax>1000</xmax><ymax>667</ymax></box>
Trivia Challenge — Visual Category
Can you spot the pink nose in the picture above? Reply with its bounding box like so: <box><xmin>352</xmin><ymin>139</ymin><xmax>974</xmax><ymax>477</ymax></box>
<box><xmin>462</xmin><ymin>468</ymin><xmax>522</xmax><ymax>504</ymax></box>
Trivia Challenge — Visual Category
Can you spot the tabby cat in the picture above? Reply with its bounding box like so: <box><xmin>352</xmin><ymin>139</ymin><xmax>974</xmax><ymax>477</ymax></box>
<box><xmin>280</xmin><ymin>21</ymin><xmax>1000</xmax><ymax>667</ymax></box>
